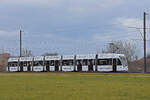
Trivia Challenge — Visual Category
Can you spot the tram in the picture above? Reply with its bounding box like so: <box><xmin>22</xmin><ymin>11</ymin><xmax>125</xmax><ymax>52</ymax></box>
<box><xmin>7</xmin><ymin>53</ymin><xmax>128</xmax><ymax>72</ymax></box>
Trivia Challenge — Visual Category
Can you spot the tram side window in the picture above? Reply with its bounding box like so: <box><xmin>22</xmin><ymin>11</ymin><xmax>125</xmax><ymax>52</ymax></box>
<box><xmin>55</xmin><ymin>60</ymin><xmax>60</xmax><ymax>66</ymax></box>
<box><xmin>62</xmin><ymin>60</ymin><xmax>73</xmax><ymax>66</ymax></box>
<box><xmin>8</xmin><ymin>63</ymin><xmax>13</xmax><ymax>67</ymax></box>
<box><xmin>23</xmin><ymin>62</ymin><xmax>32</xmax><ymax>66</ymax></box>
<box><xmin>97</xmin><ymin>59</ymin><xmax>112</xmax><ymax>65</ymax></box>
<box><xmin>82</xmin><ymin>60</ymin><xmax>88</xmax><ymax>66</ymax></box>
<box><xmin>46</xmin><ymin>61</ymin><xmax>50</xmax><ymax>66</ymax></box>
<box><xmin>9</xmin><ymin>62</ymin><xmax>18</xmax><ymax>67</ymax></box>
<box><xmin>77</xmin><ymin>60</ymin><xmax>82</xmax><ymax>66</ymax></box>
<box><xmin>50</xmin><ymin>60</ymin><xmax>55</xmax><ymax>66</ymax></box>
<box><xmin>88</xmin><ymin>59</ymin><xmax>95</xmax><ymax>65</ymax></box>
<box><xmin>117</xmin><ymin>59</ymin><xmax>122</xmax><ymax>65</ymax></box>
<box><xmin>34</xmin><ymin>61</ymin><xmax>43</xmax><ymax>66</ymax></box>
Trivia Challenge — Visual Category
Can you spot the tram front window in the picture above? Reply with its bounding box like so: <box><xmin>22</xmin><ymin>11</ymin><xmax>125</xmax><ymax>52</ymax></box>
<box><xmin>119</xmin><ymin>56</ymin><xmax>128</xmax><ymax>67</ymax></box>
<box><xmin>117</xmin><ymin>59</ymin><xmax>122</xmax><ymax>65</ymax></box>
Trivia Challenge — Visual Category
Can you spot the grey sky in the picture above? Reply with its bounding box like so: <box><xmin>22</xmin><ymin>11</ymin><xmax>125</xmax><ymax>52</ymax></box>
<box><xmin>0</xmin><ymin>0</ymin><xmax>150</xmax><ymax>57</ymax></box>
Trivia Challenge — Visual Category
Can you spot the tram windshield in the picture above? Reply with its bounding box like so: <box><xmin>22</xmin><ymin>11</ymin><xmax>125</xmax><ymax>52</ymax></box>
<box><xmin>119</xmin><ymin>56</ymin><xmax>128</xmax><ymax>67</ymax></box>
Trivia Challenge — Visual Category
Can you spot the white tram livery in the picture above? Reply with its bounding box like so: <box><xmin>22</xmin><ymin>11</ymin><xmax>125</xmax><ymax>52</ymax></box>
<box><xmin>7</xmin><ymin>53</ymin><xmax>128</xmax><ymax>72</ymax></box>
<box><xmin>8</xmin><ymin>57</ymin><xmax>19</xmax><ymax>72</ymax></box>
<box><xmin>62</xmin><ymin>55</ymin><xmax>75</xmax><ymax>72</ymax></box>
<box><xmin>97</xmin><ymin>54</ymin><xmax>128</xmax><ymax>72</ymax></box>
<box><xmin>45</xmin><ymin>56</ymin><xmax>61</xmax><ymax>71</ymax></box>
<box><xmin>76</xmin><ymin>54</ymin><xmax>96</xmax><ymax>72</ymax></box>
<box><xmin>19</xmin><ymin>57</ymin><xmax>33</xmax><ymax>72</ymax></box>
<box><xmin>33</xmin><ymin>56</ymin><xmax>44</xmax><ymax>72</ymax></box>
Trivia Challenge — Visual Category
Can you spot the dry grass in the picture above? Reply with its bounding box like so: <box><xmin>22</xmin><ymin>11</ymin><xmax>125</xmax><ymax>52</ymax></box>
<box><xmin>0</xmin><ymin>72</ymin><xmax>149</xmax><ymax>100</ymax></box>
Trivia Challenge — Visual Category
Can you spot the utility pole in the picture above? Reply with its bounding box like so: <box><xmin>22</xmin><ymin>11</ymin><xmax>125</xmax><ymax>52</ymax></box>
<box><xmin>143</xmin><ymin>12</ymin><xmax>147</xmax><ymax>73</ymax></box>
<box><xmin>128</xmin><ymin>12</ymin><xmax>148</xmax><ymax>73</ymax></box>
<box><xmin>20</xmin><ymin>30</ymin><xmax>22</xmax><ymax>57</ymax></box>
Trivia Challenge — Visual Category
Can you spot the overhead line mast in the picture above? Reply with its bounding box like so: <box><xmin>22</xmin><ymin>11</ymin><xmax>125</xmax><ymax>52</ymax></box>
<box><xmin>20</xmin><ymin>30</ymin><xmax>23</xmax><ymax>57</ymax></box>
<box><xmin>143</xmin><ymin>12</ymin><xmax>148</xmax><ymax>73</ymax></box>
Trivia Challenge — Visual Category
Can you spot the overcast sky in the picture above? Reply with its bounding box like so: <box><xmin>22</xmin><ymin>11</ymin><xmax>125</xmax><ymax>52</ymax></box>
<box><xmin>0</xmin><ymin>0</ymin><xmax>150</xmax><ymax>57</ymax></box>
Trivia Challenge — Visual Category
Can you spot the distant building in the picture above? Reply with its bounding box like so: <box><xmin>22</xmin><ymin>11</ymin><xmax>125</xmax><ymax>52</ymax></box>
<box><xmin>0</xmin><ymin>53</ymin><xmax>10</xmax><ymax>72</ymax></box>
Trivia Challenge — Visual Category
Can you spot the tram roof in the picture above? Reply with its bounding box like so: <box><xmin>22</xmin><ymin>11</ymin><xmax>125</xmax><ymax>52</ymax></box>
<box><xmin>19</xmin><ymin>57</ymin><xmax>33</xmax><ymax>61</ymax></box>
<box><xmin>8</xmin><ymin>53</ymin><xmax>126</xmax><ymax>62</ymax></box>
<box><xmin>45</xmin><ymin>56</ymin><xmax>61</xmax><ymax>60</ymax></box>
<box><xmin>34</xmin><ymin>56</ymin><xmax>44</xmax><ymax>61</ymax></box>
<box><xmin>98</xmin><ymin>53</ymin><xmax>125</xmax><ymax>58</ymax></box>
<box><xmin>76</xmin><ymin>54</ymin><xmax>96</xmax><ymax>59</ymax></box>
<box><xmin>8</xmin><ymin>57</ymin><xmax>19</xmax><ymax>62</ymax></box>
<box><xmin>62</xmin><ymin>55</ymin><xmax>74</xmax><ymax>60</ymax></box>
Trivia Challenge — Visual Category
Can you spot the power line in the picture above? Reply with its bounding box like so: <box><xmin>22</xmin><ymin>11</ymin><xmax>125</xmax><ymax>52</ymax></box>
<box><xmin>128</xmin><ymin>12</ymin><xmax>148</xmax><ymax>73</ymax></box>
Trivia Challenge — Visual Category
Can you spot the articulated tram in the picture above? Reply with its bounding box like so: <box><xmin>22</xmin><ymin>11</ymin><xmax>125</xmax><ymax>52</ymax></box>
<box><xmin>7</xmin><ymin>53</ymin><xmax>128</xmax><ymax>72</ymax></box>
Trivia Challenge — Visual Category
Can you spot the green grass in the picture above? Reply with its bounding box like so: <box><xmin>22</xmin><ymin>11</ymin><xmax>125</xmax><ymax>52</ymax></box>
<box><xmin>0</xmin><ymin>72</ymin><xmax>150</xmax><ymax>100</ymax></box>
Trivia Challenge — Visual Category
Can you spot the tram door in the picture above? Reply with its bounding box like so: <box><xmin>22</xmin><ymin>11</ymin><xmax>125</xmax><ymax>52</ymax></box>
<box><xmin>88</xmin><ymin>59</ymin><xmax>94</xmax><ymax>71</ymax></box>
<box><xmin>49</xmin><ymin>60</ymin><xmax>54</xmax><ymax>71</ymax></box>
<box><xmin>77</xmin><ymin>60</ymin><xmax>82</xmax><ymax>72</ymax></box>
<box><xmin>27</xmin><ymin>62</ymin><xmax>32</xmax><ymax>72</ymax></box>
<box><xmin>46</xmin><ymin>61</ymin><xmax>49</xmax><ymax>71</ymax></box>
<box><xmin>55</xmin><ymin>60</ymin><xmax>59</xmax><ymax>71</ymax></box>
<box><xmin>48</xmin><ymin>60</ymin><xmax>59</xmax><ymax>71</ymax></box>
<box><xmin>20</xmin><ymin>62</ymin><xmax>23</xmax><ymax>72</ymax></box>
<box><xmin>113</xmin><ymin>59</ymin><xmax>117</xmax><ymax>72</ymax></box>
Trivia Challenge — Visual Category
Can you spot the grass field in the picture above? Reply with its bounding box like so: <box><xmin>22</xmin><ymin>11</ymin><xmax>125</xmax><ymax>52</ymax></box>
<box><xmin>0</xmin><ymin>72</ymin><xmax>150</xmax><ymax>100</ymax></box>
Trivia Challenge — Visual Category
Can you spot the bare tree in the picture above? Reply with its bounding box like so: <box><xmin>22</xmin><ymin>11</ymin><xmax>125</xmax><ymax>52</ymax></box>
<box><xmin>22</xmin><ymin>48</ymin><xmax>32</xmax><ymax>57</ymax></box>
<box><xmin>102</xmin><ymin>41</ymin><xmax>137</xmax><ymax>61</ymax></box>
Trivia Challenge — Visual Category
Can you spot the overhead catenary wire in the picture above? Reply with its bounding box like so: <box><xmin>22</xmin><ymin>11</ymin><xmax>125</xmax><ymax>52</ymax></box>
<box><xmin>4</xmin><ymin>18</ymin><xmax>149</xmax><ymax>56</ymax></box>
